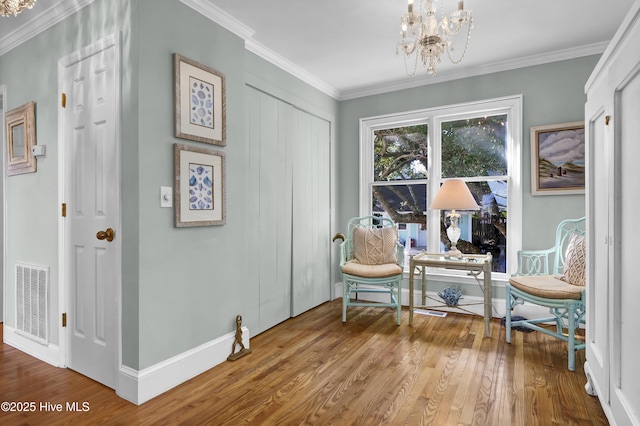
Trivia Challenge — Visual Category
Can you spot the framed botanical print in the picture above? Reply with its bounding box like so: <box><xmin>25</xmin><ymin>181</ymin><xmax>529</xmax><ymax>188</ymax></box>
<box><xmin>174</xmin><ymin>143</ymin><xmax>226</xmax><ymax>227</ymax></box>
<box><xmin>174</xmin><ymin>53</ymin><xmax>226</xmax><ymax>146</ymax></box>
<box><xmin>530</xmin><ymin>121</ymin><xmax>585</xmax><ymax>195</ymax></box>
<box><xmin>5</xmin><ymin>101</ymin><xmax>36</xmax><ymax>176</ymax></box>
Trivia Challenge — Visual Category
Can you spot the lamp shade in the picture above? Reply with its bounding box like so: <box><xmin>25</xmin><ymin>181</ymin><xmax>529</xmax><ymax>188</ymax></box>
<box><xmin>429</xmin><ymin>179</ymin><xmax>479</xmax><ymax>210</ymax></box>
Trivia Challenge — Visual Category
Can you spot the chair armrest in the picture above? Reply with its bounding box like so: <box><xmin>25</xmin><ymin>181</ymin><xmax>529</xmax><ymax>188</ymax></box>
<box><xmin>339</xmin><ymin>241</ymin><xmax>348</xmax><ymax>267</ymax></box>
<box><xmin>514</xmin><ymin>247</ymin><xmax>555</xmax><ymax>276</ymax></box>
<box><xmin>395</xmin><ymin>243</ymin><xmax>404</xmax><ymax>266</ymax></box>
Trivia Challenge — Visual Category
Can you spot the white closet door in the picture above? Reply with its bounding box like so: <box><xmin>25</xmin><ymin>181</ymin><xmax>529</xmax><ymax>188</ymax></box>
<box><xmin>246</xmin><ymin>88</ymin><xmax>292</xmax><ymax>333</ymax></box>
<box><xmin>291</xmin><ymin>109</ymin><xmax>331</xmax><ymax>316</ymax></box>
<box><xmin>585</xmin><ymin>77</ymin><xmax>611</xmax><ymax>403</ymax></box>
<box><xmin>610</xmin><ymin>49</ymin><xmax>640</xmax><ymax>426</ymax></box>
<box><xmin>246</xmin><ymin>86</ymin><xmax>331</xmax><ymax>329</ymax></box>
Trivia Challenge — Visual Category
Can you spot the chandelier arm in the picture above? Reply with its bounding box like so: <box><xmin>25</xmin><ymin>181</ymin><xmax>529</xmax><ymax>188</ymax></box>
<box><xmin>0</xmin><ymin>0</ymin><xmax>36</xmax><ymax>17</ymax></box>
<box><xmin>445</xmin><ymin>17</ymin><xmax>472</xmax><ymax>65</ymax></box>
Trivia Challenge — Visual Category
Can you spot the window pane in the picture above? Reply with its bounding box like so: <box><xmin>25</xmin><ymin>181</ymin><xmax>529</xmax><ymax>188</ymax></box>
<box><xmin>441</xmin><ymin>115</ymin><xmax>507</xmax><ymax>178</ymax></box>
<box><xmin>374</xmin><ymin>125</ymin><xmax>428</xmax><ymax>181</ymax></box>
<box><xmin>438</xmin><ymin>180</ymin><xmax>507</xmax><ymax>272</ymax></box>
<box><xmin>372</xmin><ymin>183</ymin><xmax>428</xmax><ymax>254</ymax></box>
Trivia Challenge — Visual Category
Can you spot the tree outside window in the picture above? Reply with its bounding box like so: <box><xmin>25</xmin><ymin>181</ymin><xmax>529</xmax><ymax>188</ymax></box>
<box><xmin>368</xmin><ymin>112</ymin><xmax>512</xmax><ymax>273</ymax></box>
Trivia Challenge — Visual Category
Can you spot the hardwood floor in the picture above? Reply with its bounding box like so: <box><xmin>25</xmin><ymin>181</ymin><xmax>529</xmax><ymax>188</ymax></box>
<box><xmin>1</xmin><ymin>299</ymin><xmax>607</xmax><ymax>425</ymax></box>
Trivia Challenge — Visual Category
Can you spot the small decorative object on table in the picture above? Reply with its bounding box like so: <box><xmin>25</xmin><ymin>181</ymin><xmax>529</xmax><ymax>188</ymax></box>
<box><xmin>438</xmin><ymin>287</ymin><xmax>462</xmax><ymax>306</ymax></box>
<box><xmin>227</xmin><ymin>315</ymin><xmax>251</xmax><ymax>361</ymax></box>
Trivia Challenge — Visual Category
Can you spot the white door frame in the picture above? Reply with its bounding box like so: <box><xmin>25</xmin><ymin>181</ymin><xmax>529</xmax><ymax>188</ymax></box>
<box><xmin>1</xmin><ymin>84</ymin><xmax>6</xmax><ymax>325</ymax></box>
<box><xmin>57</xmin><ymin>32</ymin><xmax>123</xmax><ymax>379</ymax></box>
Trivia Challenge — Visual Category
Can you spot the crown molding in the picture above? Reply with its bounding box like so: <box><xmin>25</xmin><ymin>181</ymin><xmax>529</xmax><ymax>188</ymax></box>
<box><xmin>1</xmin><ymin>0</ymin><xmax>611</xmax><ymax>102</ymax></box>
<box><xmin>178</xmin><ymin>0</ymin><xmax>254</xmax><ymax>40</ymax></box>
<box><xmin>179</xmin><ymin>0</ymin><xmax>340</xmax><ymax>99</ymax></box>
<box><xmin>338</xmin><ymin>42</ymin><xmax>609</xmax><ymax>100</ymax></box>
<box><xmin>244</xmin><ymin>40</ymin><xmax>340</xmax><ymax>99</ymax></box>
<box><xmin>0</xmin><ymin>0</ymin><xmax>96</xmax><ymax>56</ymax></box>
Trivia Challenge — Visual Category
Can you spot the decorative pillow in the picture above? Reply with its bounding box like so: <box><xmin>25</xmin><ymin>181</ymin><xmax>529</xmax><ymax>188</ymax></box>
<box><xmin>561</xmin><ymin>233</ymin><xmax>586</xmax><ymax>286</ymax></box>
<box><xmin>353</xmin><ymin>226</ymin><xmax>398</xmax><ymax>265</ymax></box>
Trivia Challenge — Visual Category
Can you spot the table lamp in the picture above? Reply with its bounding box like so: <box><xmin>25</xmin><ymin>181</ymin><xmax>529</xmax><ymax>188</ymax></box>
<box><xmin>429</xmin><ymin>179</ymin><xmax>479</xmax><ymax>258</ymax></box>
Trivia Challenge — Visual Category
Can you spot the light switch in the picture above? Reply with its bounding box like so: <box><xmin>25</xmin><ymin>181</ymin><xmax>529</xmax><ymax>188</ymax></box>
<box><xmin>160</xmin><ymin>186</ymin><xmax>173</xmax><ymax>208</ymax></box>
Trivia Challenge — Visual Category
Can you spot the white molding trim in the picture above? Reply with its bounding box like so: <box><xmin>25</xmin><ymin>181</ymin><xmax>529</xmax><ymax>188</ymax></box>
<box><xmin>178</xmin><ymin>0</ymin><xmax>339</xmax><ymax>99</ymax></box>
<box><xmin>334</xmin><ymin>282</ymin><xmax>556</xmax><ymax>321</ymax></box>
<box><xmin>179</xmin><ymin>0</ymin><xmax>254</xmax><ymax>40</ymax></box>
<box><xmin>245</xmin><ymin>40</ymin><xmax>340</xmax><ymax>99</ymax></box>
<box><xmin>340</xmin><ymin>42</ymin><xmax>609</xmax><ymax>100</ymax></box>
<box><xmin>182</xmin><ymin>0</ymin><xmax>607</xmax><ymax>101</ymax></box>
<box><xmin>0</xmin><ymin>0</ymin><xmax>96</xmax><ymax>56</ymax></box>
<box><xmin>3</xmin><ymin>324</ymin><xmax>63</xmax><ymax>367</ymax></box>
<box><xmin>1</xmin><ymin>84</ymin><xmax>6</xmax><ymax>325</ymax></box>
<box><xmin>116</xmin><ymin>327</ymin><xmax>251</xmax><ymax>405</ymax></box>
<box><xmin>1</xmin><ymin>0</ymin><xmax>610</xmax><ymax>101</ymax></box>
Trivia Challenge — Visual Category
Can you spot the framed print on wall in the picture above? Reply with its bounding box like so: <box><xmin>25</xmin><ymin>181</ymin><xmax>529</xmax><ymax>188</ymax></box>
<box><xmin>5</xmin><ymin>101</ymin><xmax>36</xmax><ymax>176</ymax></box>
<box><xmin>174</xmin><ymin>143</ymin><xmax>226</xmax><ymax>227</ymax></box>
<box><xmin>530</xmin><ymin>121</ymin><xmax>585</xmax><ymax>195</ymax></box>
<box><xmin>174</xmin><ymin>53</ymin><xmax>226</xmax><ymax>146</ymax></box>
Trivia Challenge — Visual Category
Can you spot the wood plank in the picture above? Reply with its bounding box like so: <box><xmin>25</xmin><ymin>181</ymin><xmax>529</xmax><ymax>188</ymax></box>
<box><xmin>0</xmin><ymin>300</ymin><xmax>608</xmax><ymax>425</ymax></box>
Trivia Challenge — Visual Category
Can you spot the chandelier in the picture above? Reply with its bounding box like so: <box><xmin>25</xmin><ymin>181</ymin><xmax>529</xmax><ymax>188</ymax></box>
<box><xmin>1</xmin><ymin>0</ymin><xmax>36</xmax><ymax>17</ymax></box>
<box><xmin>397</xmin><ymin>0</ymin><xmax>473</xmax><ymax>76</ymax></box>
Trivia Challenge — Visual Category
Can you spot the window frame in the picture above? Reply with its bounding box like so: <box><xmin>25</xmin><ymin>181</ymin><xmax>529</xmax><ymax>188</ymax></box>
<box><xmin>359</xmin><ymin>95</ymin><xmax>523</xmax><ymax>281</ymax></box>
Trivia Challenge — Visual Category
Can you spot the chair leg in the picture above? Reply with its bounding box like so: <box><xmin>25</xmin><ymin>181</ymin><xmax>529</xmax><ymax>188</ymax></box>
<box><xmin>505</xmin><ymin>286</ymin><xmax>512</xmax><ymax>343</ymax></box>
<box><xmin>342</xmin><ymin>281</ymin><xmax>348</xmax><ymax>323</ymax></box>
<box><xmin>396</xmin><ymin>281</ymin><xmax>401</xmax><ymax>326</ymax></box>
<box><xmin>567</xmin><ymin>304</ymin><xmax>576</xmax><ymax>371</ymax></box>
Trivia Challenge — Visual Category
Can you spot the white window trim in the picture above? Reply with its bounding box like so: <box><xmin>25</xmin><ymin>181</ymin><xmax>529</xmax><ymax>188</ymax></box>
<box><xmin>359</xmin><ymin>95</ymin><xmax>523</xmax><ymax>281</ymax></box>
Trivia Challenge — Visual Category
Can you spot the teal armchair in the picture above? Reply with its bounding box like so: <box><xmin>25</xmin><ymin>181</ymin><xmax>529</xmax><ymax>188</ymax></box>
<box><xmin>339</xmin><ymin>216</ymin><xmax>404</xmax><ymax>325</ymax></box>
<box><xmin>505</xmin><ymin>217</ymin><xmax>586</xmax><ymax>371</ymax></box>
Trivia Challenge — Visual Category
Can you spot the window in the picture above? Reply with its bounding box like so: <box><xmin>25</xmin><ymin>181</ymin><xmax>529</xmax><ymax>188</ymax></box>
<box><xmin>360</xmin><ymin>96</ymin><xmax>522</xmax><ymax>278</ymax></box>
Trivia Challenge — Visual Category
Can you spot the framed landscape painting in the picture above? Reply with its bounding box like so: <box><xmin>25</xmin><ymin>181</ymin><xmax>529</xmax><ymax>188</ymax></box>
<box><xmin>174</xmin><ymin>143</ymin><xmax>226</xmax><ymax>227</ymax></box>
<box><xmin>530</xmin><ymin>121</ymin><xmax>585</xmax><ymax>195</ymax></box>
<box><xmin>174</xmin><ymin>53</ymin><xmax>226</xmax><ymax>146</ymax></box>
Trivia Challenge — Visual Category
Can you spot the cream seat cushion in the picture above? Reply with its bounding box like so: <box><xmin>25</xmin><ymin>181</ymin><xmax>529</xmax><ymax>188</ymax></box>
<box><xmin>509</xmin><ymin>275</ymin><xmax>584</xmax><ymax>300</ymax></box>
<box><xmin>342</xmin><ymin>260</ymin><xmax>403</xmax><ymax>278</ymax></box>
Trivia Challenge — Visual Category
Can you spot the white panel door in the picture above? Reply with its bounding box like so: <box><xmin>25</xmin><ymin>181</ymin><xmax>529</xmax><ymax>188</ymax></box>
<box><xmin>61</xmin><ymin>35</ymin><xmax>120</xmax><ymax>389</ymax></box>
<box><xmin>611</xmin><ymin>56</ymin><xmax>640</xmax><ymax>426</ymax></box>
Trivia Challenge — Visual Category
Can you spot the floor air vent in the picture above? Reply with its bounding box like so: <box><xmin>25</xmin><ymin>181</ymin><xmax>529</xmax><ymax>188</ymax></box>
<box><xmin>15</xmin><ymin>263</ymin><xmax>49</xmax><ymax>345</ymax></box>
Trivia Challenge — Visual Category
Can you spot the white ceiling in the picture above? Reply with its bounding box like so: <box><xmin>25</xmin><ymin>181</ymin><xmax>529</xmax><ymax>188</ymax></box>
<box><xmin>1</xmin><ymin>0</ymin><xmax>636</xmax><ymax>99</ymax></box>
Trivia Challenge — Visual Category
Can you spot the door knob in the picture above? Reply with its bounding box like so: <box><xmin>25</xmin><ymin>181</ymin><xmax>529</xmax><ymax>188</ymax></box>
<box><xmin>96</xmin><ymin>228</ymin><xmax>114</xmax><ymax>242</ymax></box>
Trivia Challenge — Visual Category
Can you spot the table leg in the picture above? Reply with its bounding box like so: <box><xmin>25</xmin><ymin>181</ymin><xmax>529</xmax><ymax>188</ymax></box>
<box><xmin>484</xmin><ymin>264</ymin><xmax>492</xmax><ymax>337</ymax></box>
<box><xmin>409</xmin><ymin>261</ymin><xmax>414</xmax><ymax>325</ymax></box>
<box><xmin>421</xmin><ymin>266</ymin><xmax>426</xmax><ymax>306</ymax></box>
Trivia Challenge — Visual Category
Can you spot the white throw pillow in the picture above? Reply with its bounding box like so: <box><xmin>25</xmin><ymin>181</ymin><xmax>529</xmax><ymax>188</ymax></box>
<box><xmin>353</xmin><ymin>227</ymin><xmax>398</xmax><ymax>265</ymax></box>
<box><xmin>561</xmin><ymin>233</ymin><xmax>586</xmax><ymax>286</ymax></box>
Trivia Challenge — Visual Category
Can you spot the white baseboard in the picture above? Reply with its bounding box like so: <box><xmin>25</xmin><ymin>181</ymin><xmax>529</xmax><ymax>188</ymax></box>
<box><xmin>116</xmin><ymin>326</ymin><xmax>250</xmax><ymax>405</ymax></box>
<box><xmin>335</xmin><ymin>282</ymin><xmax>555</xmax><ymax>320</ymax></box>
<box><xmin>3</xmin><ymin>324</ymin><xmax>63</xmax><ymax>367</ymax></box>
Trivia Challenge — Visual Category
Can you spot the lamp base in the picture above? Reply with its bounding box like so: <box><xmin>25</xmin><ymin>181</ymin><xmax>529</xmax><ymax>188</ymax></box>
<box><xmin>445</xmin><ymin>249</ymin><xmax>463</xmax><ymax>260</ymax></box>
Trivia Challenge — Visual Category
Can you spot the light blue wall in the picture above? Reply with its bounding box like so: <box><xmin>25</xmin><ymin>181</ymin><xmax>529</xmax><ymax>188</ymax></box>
<box><xmin>0</xmin><ymin>0</ymin><xmax>138</xmax><ymax>351</ymax></box>
<box><xmin>0</xmin><ymin>0</ymin><xmax>339</xmax><ymax>371</ymax></box>
<box><xmin>337</xmin><ymin>57</ymin><xmax>594</xmax><ymax>258</ymax></box>
<box><xmin>0</xmin><ymin>0</ymin><xmax>593</xmax><ymax>373</ymax></box>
